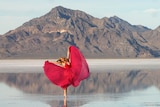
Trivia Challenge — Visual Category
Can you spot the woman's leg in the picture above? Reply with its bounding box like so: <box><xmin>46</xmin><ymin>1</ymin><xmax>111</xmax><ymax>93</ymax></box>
<box><xmin>64</xmin><ymin>88</ymin><xmax>67</xmax><ymax>97</ymax></box>
<box><xmin>64</xmin><ymin>95</ymin><xmax>67</xmax><ymax>107</ymax></box>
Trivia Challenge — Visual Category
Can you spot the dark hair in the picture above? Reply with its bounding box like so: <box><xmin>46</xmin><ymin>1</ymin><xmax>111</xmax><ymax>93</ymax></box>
<box><xmin>56</xmin><ymin>59</ymin><xmax>62</xmax><ymax>63</ymax></box>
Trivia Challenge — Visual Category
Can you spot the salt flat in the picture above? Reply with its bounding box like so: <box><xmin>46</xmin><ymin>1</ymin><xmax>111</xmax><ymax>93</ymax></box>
<box><xmin>1</xmin><ymin>59</ymin><xmax>160</xmax><ymax>107</ymax></box>
<box><xmin>0</xmin><ymin>59</ymin><xmax>160</xmax><ymax>73</ymax></box>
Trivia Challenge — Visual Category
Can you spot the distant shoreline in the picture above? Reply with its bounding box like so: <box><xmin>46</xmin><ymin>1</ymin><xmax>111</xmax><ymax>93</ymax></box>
<box><xmin>0</xmin><ymin>59</ymin><xmax>160</xmax><ymax>73</ymax></box>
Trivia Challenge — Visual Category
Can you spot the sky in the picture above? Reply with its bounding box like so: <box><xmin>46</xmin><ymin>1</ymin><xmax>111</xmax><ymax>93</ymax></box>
<box><xmin>0</xmin><ymin>0</ymin><xmax>160</xmax><ymax>35</ymax></box>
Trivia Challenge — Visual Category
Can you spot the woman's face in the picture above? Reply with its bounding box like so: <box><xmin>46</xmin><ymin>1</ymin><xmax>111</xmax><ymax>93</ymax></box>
<box><xmin>60</xmin><ymin>58</ymin><xmax>69</xmax><ymax>63</ymax></box>
<box><xmin>60</xmin><ymin>58</ymin><xmax>65</xmax><ymax>62</ymax></box>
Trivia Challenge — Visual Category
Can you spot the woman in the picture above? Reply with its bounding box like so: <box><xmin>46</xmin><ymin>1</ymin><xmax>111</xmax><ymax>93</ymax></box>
<box><xmin>43</xmin><ymin>46</ymin><xmax>90</xmax><ymax>98</ymax></box>
<box><xmin>56</xmin><ymin>57</ymin><xmax>71</xmax><ymax>97</ymax></box>
<box><xmin>56</xmin><ymin>57</ymin><xmax>70</xmax><ymax>68</ymax></box>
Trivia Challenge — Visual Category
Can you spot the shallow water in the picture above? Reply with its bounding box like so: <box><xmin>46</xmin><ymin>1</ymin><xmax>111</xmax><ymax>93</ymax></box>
<box><xmin>0</xmin><ymin>59</ymin><xmax>160</xmax><ymax>107</ymax></box>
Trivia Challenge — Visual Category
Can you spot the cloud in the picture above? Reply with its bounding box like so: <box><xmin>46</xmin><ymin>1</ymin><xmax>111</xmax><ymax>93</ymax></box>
<box><xmin>144</xmin><ymin>8</ymin><xmax>160</xmax><ymax>17</ymax></box>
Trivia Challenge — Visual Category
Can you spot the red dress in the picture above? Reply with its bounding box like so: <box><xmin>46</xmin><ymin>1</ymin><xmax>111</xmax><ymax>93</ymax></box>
<box><xmin>43</xmin><ymin>46</ymin><xmax>90</xmax><ymax>89</ymax></box>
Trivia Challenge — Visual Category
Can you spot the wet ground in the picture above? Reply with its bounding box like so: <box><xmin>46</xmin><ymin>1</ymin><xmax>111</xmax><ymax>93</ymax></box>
<box><xmin>0</xmin><ymin>59</ymin><xmax>160</xmax><ymax>107</ymax></box>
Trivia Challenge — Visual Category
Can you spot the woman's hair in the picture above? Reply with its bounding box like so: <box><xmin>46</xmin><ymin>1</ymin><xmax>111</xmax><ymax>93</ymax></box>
<box><xmin>56</xmin><ymin>59</ymin><xmax>62</xmax><ymax>64</ymax></box>
<box><xmin>56</xmin><ymin>57</ymin><xmax>69</xmax><ymax>64</ymax></box>
<box><xmin>62</xmin><ymin>57</ymin><xmax>69</xmax><ymax>62</ymax></box>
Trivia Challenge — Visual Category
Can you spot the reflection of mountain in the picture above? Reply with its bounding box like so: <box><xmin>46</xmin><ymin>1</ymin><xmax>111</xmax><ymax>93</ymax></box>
<box><xmin>0</xmin><ymin>70</ymin><xmax>160</xmax><ymax>94</ymax></box>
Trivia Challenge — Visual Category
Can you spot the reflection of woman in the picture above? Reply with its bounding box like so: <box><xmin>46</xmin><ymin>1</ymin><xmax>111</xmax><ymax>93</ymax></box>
<box><xmin>43</xmin><ymin>46</ymin><xmax>90</xmax><ymax>98</ymax></box>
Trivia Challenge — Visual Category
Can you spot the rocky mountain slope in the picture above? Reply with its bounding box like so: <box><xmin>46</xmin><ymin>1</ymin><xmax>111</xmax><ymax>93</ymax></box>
<box><xmin>0</xmin><ymin>6</ymin><xmax>160</xmax><ymax>59</ymax></box>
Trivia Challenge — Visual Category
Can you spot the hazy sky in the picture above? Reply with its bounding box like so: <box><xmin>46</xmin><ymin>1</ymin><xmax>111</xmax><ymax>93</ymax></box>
<box><xmin>0</xmin><ymin>0</ymin><xmax>160</xmax><ymax>34</ymax></box>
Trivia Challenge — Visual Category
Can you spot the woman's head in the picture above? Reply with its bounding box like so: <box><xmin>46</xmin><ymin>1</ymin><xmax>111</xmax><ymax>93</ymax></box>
<box><xmin>56</xmin><ymin>57</ymin><xmax>69</xmax><ymax>64</ymax></box>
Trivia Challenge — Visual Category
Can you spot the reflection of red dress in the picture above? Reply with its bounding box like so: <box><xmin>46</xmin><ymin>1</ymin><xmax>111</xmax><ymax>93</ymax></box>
<box><xmin>43</xmin><ymin>46</ymin><xmax>90</xmax><ymax>89</ymax></box>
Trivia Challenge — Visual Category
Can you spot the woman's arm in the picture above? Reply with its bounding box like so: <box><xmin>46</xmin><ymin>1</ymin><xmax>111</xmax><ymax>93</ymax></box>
<box><xmin>48</xmin><ymin>60</ymin><xmax>64</xmax><ymax>67</ymax></box>
<box><xmin>67</xmin><ymin>46</ymin><xmax>70</xmax><ymax>59</ymax></box>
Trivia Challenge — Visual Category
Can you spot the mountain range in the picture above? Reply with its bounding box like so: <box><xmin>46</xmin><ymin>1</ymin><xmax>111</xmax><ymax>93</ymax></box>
<box><xmin>0</xmin><ymin>6</ymin><xmax>160</xmax><ymax>59</ymax></box>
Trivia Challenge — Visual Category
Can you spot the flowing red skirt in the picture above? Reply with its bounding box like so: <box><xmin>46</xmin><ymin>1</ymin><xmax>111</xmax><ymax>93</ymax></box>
<box><xmin>43</xmin><ymin>46</ymin><xmax>90</xmax><ymax>89</ymax></box>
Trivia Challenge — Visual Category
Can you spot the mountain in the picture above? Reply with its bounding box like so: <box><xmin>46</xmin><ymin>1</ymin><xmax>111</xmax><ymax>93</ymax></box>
<box><xmin>0</xmin><ymin>6</ymin><xmax>160</xmax><ymax>59</ymax></box>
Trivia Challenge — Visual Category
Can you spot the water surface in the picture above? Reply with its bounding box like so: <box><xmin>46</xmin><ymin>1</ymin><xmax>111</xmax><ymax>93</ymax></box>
<box><xmin>0</xmin><ymin>59</ymin><xmax>160</xmax><ymax>107</ymax></box>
